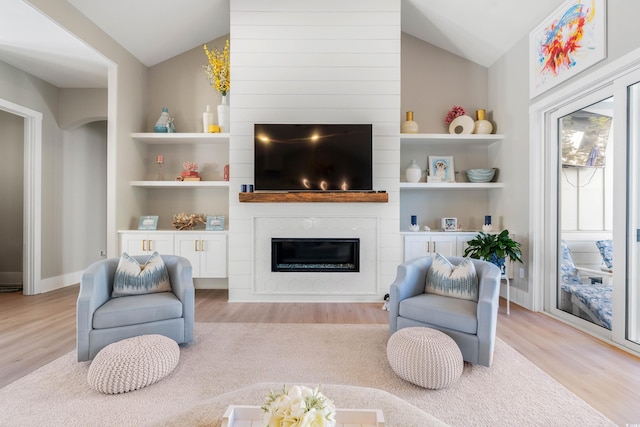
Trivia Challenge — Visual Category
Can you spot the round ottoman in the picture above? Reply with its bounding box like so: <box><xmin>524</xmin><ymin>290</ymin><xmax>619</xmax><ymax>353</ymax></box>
<box><xmin>87</xmin><ymin>334</ymin><xmax>180</xmax><ymax>394</ymax></box>
<box><xmin>387</xmin><ymin>327</ymin><xmax>463</xmax><ymax>389</ymax></box>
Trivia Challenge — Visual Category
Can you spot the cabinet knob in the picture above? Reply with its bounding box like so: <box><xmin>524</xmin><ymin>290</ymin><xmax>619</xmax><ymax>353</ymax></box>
<box><xmin>194</xmin><ymin>240</ymin><xmax>199</xmax><ymax>252</ymax></box>
<box><xmin>142</xmin><ymin>240</ymin><xmax>147</xmax><ymax>252</ymax></box>
<box><xmin>200</xmin><ymin>240</ymin><xmax>205</xmax><ymax>252</ymax></box>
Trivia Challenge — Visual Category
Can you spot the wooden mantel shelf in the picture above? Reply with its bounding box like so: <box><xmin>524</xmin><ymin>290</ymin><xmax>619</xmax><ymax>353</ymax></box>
<box><xmin>239</xmin><ymin>191</ymin><xmax>389</xmax><ymax>203</ymax></box>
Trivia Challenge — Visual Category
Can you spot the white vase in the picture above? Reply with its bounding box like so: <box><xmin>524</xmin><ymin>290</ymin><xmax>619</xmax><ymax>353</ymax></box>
<box><xmin>449</xmin><ymin>115</ymin><xmax>474</xmax><ymax>134</ymax></box>
<box><xmin>203</xmin><ymin>105</ymin><xmax>214</xmax><ymax>133</ymax></box>
<box><xmin>401</xmin><ymin>111</ymin><xmax>419</xmax><ymax>134</ymax></box>
<box><xmin>217</xmin><ymin>95</ymin><xmax>230</xmax><ymax>133</ymax></box>
<box><xmin>474</xmin><ymin>109</ymin><xmax>493</xmax><ymax>134</ymax></box>
<box><xmin>405</xmin><ymin>159</ymin><xmax>422</xmax><ymax>183</ymax></box>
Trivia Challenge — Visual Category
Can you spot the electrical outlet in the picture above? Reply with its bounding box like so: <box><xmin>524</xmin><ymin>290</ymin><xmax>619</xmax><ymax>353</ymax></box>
<box><xmin>519</xmin><ymin>268</ymin><xmax>525</xmax><ymax>279</ymax></box>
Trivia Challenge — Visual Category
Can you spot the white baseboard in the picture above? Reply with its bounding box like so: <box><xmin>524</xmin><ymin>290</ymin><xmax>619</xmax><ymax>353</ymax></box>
<box><xmin>38</xmin><ymin>270</ymin><xmax>82</xmax><ymax>293</ymax></box>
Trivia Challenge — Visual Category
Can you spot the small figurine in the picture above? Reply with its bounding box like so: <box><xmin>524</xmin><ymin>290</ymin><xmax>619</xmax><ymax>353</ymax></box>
<box><xmin>167</xmin><ymin>117</ymin><xmax>176</xmax><ymax>133</ymax></box>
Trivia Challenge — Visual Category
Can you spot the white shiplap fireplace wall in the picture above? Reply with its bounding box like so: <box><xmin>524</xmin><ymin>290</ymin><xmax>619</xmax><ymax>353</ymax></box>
<box><xmin>228</xmin><ymin>0</ymin><xmax>401</xmax><ymax>302</ymax></box>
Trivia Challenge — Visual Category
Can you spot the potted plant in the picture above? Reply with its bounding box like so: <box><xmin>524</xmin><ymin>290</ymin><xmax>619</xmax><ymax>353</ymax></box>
<box><xmin>463</xmin><ymin>229</ymin><xmax>523</xmax><ymax>273</ymax></box>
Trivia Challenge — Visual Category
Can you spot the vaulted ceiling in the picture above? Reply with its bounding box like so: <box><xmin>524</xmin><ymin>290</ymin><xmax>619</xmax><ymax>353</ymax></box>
<box><xmin>0</xmin><ymin>0</ymin><xmax>564</xmax><ymax>88</ymax></box>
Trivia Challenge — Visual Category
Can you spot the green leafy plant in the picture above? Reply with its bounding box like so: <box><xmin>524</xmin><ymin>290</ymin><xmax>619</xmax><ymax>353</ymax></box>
<box><xmin>463</xmin><ymin>230</ymin><xmax>523</xmax><ymax>267</ymax></box>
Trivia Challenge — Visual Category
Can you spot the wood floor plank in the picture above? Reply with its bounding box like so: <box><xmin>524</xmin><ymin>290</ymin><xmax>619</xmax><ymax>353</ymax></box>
<box><xmin>1</xmin><ymin>286</ymin><xmax>639</xmax><ymax>425</ymax></box>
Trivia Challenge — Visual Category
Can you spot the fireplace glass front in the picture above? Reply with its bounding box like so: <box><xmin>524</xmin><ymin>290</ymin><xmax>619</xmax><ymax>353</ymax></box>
<box><xmin>271</xmin><ymin>238</ymin><xmax>360</xmax><ymax>272</ymax></box>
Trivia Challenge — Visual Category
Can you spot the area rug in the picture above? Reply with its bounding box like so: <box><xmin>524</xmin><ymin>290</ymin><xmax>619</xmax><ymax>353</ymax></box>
<box><xmin>0</xmin><ymin>323</ymin><xmax>614</xmax><ymax>426</ymax></box>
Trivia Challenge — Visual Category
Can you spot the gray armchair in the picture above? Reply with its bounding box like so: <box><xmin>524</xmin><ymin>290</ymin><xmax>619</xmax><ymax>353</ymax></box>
<box><xmin>388</xmin><ymin>256</ymin><xmax>500</xmax><ymax>367</ymax></box>
<box><xmin>76</xmin><ymin>255</ymin><xmax>194</xmax><ymax>362</ymax></box>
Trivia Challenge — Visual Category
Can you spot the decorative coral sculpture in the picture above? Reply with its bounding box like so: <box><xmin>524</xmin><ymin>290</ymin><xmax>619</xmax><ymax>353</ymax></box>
<box><xmin>172</xmin><ymin>212</ymin><xmax>206</xmax><ymax>230</ymax></box>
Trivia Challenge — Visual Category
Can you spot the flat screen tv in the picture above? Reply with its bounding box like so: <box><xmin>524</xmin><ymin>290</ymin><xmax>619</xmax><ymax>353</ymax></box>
<box><xmin>254</xmin><ymin>123</ymin><xmax>373</xmax><ymax>191</ymax></box>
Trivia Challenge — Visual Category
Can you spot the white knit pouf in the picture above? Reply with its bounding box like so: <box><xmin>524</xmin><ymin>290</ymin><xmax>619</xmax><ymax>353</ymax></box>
<box><xmin>87</xmin><ymin>334</ymin><xmax>180</xmax><ymax>394</ymax></box>
<box><xmin>387</xmin><ymin>327</ymin><xmax>463</xmax><ymax>389</ymax></box>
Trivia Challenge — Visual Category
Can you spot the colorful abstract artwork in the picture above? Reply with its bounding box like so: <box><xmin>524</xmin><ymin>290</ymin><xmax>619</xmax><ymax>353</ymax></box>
<box><xmin>529</xmin><ymin>0</ymin><xmax>606</xmax><ymax>98</ymax></box>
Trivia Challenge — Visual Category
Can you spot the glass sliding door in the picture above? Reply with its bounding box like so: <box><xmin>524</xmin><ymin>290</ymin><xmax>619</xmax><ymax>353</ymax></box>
<box><xmin>626</xmin><ymin>82</ymin><xmax>640</xmax><ymax>345</ymax></box>
<box><xmin>556</xmin><ymin>96</ymin><xmax>614</xmax><ymax>331</ymax></box>
<box><xmin>534</xmin><ymin>47</ymin><xmax>640</xmax><ymax>356</ymax></box>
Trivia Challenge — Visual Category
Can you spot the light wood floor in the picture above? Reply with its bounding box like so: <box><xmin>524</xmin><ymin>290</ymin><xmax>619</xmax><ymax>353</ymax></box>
<box><xmin>1</xmin><ymin>286</ymin><xmax>639</xmax><ymax>426</ymax></box>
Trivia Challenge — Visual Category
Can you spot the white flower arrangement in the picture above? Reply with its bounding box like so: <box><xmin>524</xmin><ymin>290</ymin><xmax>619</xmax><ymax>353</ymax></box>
<box><xmin>261</xmin><ymin>385</ymin><xmax>336</xmax><ymax>427</ymax></box>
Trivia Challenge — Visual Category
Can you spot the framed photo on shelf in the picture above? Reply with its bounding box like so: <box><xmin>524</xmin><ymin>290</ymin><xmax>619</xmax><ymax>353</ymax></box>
<box><xmin>442</xmin><ymin>217</ymin><xmax>458</xmax><ymax>232</ymax></box>
<box><xmin>138</xmin><ymin>215</ymin><xmax>159</xmax><ymax>230</ymax></box>
<box><xmin>428</xmin><ymin>156</ymin><xmax>455</xmax><ymax>183</ymax></box>
<box><xmin>205</xmin><ymin>215</ymin><xmax>225</xmax><ymax>231</ymax></box>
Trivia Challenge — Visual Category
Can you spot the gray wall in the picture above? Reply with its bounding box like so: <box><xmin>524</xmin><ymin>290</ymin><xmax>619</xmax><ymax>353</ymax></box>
<box><xmin>29</xmin><ymin>0</ymin><xmax>149</xmax><ymax>260</ymax></box>
<box><xmin>59</xmin><ymin>88</ymin><xmax>108</xmax><ymax>130</ymax></box>
<box><xmin>0</xmin><ymin>60</ymin><xmax>108</xmax><ymax>282</ymax></box>
<box><xmin>401</xmin><ymin>32</ymin><xmax>489</xmax><ymax>133</ymax></box>
<box><xmin>61</xmin><ymin>120</ymin><xmax>107</xmax><ymax>272</ymax></box>
<box><xmin>0</xmin><ymin>59</ymin><xmax>63</xmax><ymax>279</ymax></box>
<box><xmin>0</xmin><ymin>110</ymin><xmax>23</xmax><ymax>277</ymax></box>
<box><xmin>147</xmin><ymin>37</ymin><xmax>227</xmax><ymax>133</ymax></box>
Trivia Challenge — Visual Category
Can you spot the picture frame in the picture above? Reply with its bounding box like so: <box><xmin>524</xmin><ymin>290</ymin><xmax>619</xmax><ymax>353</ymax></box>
<box><xmin>529</xmin><ymin>0</ymin><xmax>607</xmax><ymax>98</ymax></box>
<box><xmin>205</xmin><ymin>215</ymin><xmax>225</xmax><ymax>231</ymax></box>
<box><xmin>442</xmin><ymin>217</ymin><xmax>458</xmax><ymax>232</ymax></box>
<box><xmin>138</xmin><ymin>215</ymin><xmax>158</xmax><ymax>230</ymax></box>
<box><xmin>428</xmin><ymin>156</ymin><xmax>455</xmax><ymax>183</ymax></box>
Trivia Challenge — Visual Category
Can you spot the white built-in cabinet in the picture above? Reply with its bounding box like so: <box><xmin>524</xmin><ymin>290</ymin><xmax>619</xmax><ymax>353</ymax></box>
<box><xmin>173</xmin><ymin>233</ymin><xmax>228</xmax><ymax>278</ymax></box>
<box><xmin>119</xmin><ymin>231</ymin><xmax>228</xmax><ymax>278</ymax></box>
<box><xmin>120</xmin><ymin>132</ymin><xmax>231</xmax><ymax>279</ymax></box>
<box><xmin>403</xmin><ymin>232</ymin><xmax>477</xmax><ymax>262</ymax></box>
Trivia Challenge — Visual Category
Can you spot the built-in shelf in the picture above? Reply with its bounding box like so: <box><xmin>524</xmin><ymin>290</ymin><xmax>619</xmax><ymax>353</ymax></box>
<box><xmin>400</xmin><ymin>182</ymin><xmax>504</xmax><ymax>189</ymax></box>
<box><xmin>131</xmin><ymin>181</ymin><xmax>230</xmax><ymax>188</ymax></box>
<box><xmin>118</xmin><ymin>229</ymin><xmax>228</xmax><ymax>234</ymax></box>
<box><xmin>400</xmin><ymin>133</ymin><xmax>504</xmax><ymax>146</ymax></box>
<box><xmin>239</xmin><ymin>192</ymin><xmax>389</xmax><ymax>203</ymax></box>
<box><xmin>131</xmin><ymin>132</ymin><xmax>230</xmax><ymax>144</ymax></box>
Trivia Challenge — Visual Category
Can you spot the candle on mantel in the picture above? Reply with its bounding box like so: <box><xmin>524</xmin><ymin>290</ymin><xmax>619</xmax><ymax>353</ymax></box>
<box><xmin>157</xmin><ymin>155</ymin><xmax>164</xmax><ymax>164</ymax></box>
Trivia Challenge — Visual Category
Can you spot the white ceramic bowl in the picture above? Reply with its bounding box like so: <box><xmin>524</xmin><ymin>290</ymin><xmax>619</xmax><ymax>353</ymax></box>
<box><xmin>466</xmin><ymin>168</ymin><xmax>495</xmax><ymax>183</ymax></box>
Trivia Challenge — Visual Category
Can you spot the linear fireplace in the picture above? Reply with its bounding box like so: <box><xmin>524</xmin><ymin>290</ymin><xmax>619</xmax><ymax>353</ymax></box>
<box><xmin>271</xmin><ymin>238</ymin><xmax>360</xmax><ymax>272</ymax></box>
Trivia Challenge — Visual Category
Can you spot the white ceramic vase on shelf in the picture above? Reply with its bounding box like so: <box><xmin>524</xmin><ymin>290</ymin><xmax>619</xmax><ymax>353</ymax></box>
<box><xmin>405</xmin><ymin>159</ymin><xmax>422</xmax><ymax>183</ymax></box>
<box><xmin>474</xmin><ymin>109</ymin><xmax>493</xmax><ymax>134</ymax></box>
<box><xmin>203</xmin><ymin>105</ymin><xmax>214</xmax><ymax>133</ymax></box>
<box><xmin>448</xmin><ymin>115</ymin><xmax>474</xmax><ymax>134</ymax></box>
<box><xmin>401</xmin><ymin>111</ymin><xmax>419</xmax><ymax>134</ymax></box>
<box><xmin>217</xmin><ymin>95</ymin><xmax>230</xmax><ymax>133</ymax></box>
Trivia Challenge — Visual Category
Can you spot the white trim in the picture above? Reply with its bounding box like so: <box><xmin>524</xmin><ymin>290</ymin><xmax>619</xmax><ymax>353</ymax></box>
<box><xmin>613</xmin><ymin>69</ymin><xmax>640</xmax><ymax>353</ymax></box>
<box><xmin>38</xmin><ymin>271</ymin><xmax>82</xmax><ymax>294</ymax></box>
<box><xmin>0</xmin><ymin>98</ymin><xmax>42</xmax><ymax>295</ymax></box>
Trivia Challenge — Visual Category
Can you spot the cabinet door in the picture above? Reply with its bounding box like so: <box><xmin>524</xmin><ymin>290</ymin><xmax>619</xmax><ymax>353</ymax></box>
<box><xmin>404</xmin><ymin>235</ymin><xmax>431</xmax><ymax>261</ymax></box>
<box><xmin>120</xmin><ymin>234</ymin><xmax>148</xmax><ymax>255</ymax></box>
<box><xmin>430</xmin><ymin>234</ymin><xmax>457</xmax><ymax>257</ymax></box>
<box><xmin>173</xmin><ymin>234</ymin><xmax>228</xmax><ymax>278</ymax></box>
<box><xmin>174</xmin><ymin>234</ymin><xmax>201</xmax><ymax>275</ymax></box>
<box><xmin>147</xmin><ymin>233</ymin><xmax>174</xmax><ymax>254</ymax></box>
<box><xmin>200</xmin><ymin>234</ymin><xmax>227</xmax><ymax>278</ymax></box>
